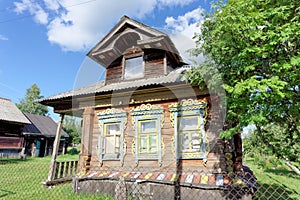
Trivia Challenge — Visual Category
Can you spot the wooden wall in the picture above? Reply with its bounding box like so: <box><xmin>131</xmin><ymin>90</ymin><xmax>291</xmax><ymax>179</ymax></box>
<box><xmin>105</xmin><ymin>49</ymin><xmax>170</xmax><ymax>85</ymax></box>
<box><xmin>79</xmin><ymin>90</ymin><xmax>227</xmax><ymax>175</ymax></box>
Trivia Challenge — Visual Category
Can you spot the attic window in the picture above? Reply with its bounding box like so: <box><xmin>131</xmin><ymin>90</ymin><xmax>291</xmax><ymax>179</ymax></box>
<box><xmin>124</xmin><ymin>56</ymin><xmax>144</xmax><ymax>79</ymax></box>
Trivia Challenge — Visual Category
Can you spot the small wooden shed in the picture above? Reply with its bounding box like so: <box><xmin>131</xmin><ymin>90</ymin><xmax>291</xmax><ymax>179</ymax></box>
<box><xmin>0</xmin><ymin>98</ymin><xmax>30</xmax><ymax>158</ymax></box>
<box><xmin>40</xmin><ymin>16</ymin><xmax>255</xmax><ymax>199</ymax></box>
<box><xmin>22</xmin><ymin>113</ymin><xmax>69</xmax><ymax>157</ymax></box>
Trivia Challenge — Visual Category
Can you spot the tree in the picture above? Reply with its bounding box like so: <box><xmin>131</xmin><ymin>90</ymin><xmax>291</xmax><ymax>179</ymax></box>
<box><xmin>63</xmin><ymin>116</ymin><xmax>81</xmax><ymax>146</ymax></box>
<box><xmin>16</xmin><ymin>83</ymin><xmax>48</xmax><ymax>116</ymax></box>
<box><xmin>188</xmin><ymin>0</ymin><xmax>300</xmax><ymax>165</ymax></box>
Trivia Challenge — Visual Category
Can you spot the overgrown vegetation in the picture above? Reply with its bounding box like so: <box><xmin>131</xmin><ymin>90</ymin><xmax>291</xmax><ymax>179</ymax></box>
<box><xmin>188</xmin><ymin>0</ymin><xmax>300</xmax><ymax>171</ymax></box>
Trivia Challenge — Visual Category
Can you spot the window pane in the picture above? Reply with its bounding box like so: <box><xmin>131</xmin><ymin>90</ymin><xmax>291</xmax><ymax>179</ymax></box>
<box><xmin>149</xmin><ymin>135</ymin><xmax>157</xmax><ymax>153</ymax></box>
<box><xmin>105</xmin><ymin>123</ymin><xmax>120</xmax><ymax>136</ymax></box>
<box><xmin>140</xmin><ymin>121</ymin><xmax>156</xmax><ymax>133</ymax></box>
<box><xmin>179</xmin><ymin>116</ymin><xmax>198</xmax><ymax>131</ymax></box>
<box><xmin>124</xmin><ymin>57</ymin><xmax>143</xmax><ymax>79</ymax></box>
<box><xmin>180</xmin><ymin>134</ymin><xmax>190</xmax><ymax>151</ymax></box>
<box><xmin>140</xmin><ymin>136</ymin><xmax>147</xmax><ymax>153</ymax></box>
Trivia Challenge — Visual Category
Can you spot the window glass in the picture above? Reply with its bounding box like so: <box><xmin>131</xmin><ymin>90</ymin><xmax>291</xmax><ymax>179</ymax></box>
<box><xmin>140</xmin><ymin>121</ymin><xmax>156</xmax><ymax>133</ymax></box>
<box><xmin>138</xmin><ymin>120</ymin><xmax>158</xmax><ymax>155</ymax></box>
<box><xmin>178</xmin><ymin>115</ymin><xmax>203</xmax><ymax>156</ymax></box>
<box><xmin>105</xmin><ymin>123</ymin><xmax>120</xmax><ymax>136</ymax></box>
<box><xmin>179</xmin><ymin>116</ymin><xmax>198</xmax><ymax>131</ymax></box>
<box><xmin>124</xmin><ymin>56</ymin><xmax>143</xmax><ymax>79</ymax></box>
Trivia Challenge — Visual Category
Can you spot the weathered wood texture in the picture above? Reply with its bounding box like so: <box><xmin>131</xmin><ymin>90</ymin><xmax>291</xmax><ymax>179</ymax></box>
<box><xmin>78</xmin><ymin>91</ymin><xmax>227</xmax><ymax>175</ymax></box>
<box><xmin>0</xmin><ymin>136</ymin><xmax>23</xmax><ymax>149</ymax></box>
<box><xmin>105</xmin><ymin>50</ymin><xmax>167</xmax><ymax>85</ymax></box>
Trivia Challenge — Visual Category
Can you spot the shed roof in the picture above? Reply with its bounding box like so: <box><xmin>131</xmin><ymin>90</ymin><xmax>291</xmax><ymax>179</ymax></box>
<box><xmin>23</xmin><ymin>113</ymin><xmax>69</xmax><ymax>138</ymax></box>
<box><xmin>39</xmin><ymin>67</ymin><xmax>189</xmax><ymax>103</ymax></box>
<box><xmin>0</xmin><ymin>98</ymin><xmax>31</xmax><ymax>124</ymax></box>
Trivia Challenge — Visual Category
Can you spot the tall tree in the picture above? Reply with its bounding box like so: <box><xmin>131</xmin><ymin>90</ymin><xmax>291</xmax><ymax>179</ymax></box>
<box><xmin>188</xmin><ymin>0</ymin><xmax>300</xmax><ymax>164</ymax></box>
<box><xmin>17</xmin><ymin>83</ymin><xmax>48</xmax><ymax>116</ymax></box>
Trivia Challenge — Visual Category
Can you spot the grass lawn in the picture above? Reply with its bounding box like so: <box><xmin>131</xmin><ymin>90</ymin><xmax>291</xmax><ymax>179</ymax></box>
<box><xmin>0</xmin><ymin>155</ymin><xmax>113</xmax><ymax>200</ymax></box>
<box><xmin>1</xmin><ymin>154</ymin><xmax>299</xmax><ymax>199</ymax></box>
<box><xmin>244</xmin><ymin>157</ymin><xmax>300</xmax><ymax>200</ymax></box>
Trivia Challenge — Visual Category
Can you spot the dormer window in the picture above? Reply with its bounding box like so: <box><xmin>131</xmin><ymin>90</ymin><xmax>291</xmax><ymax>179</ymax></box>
<box><xmin>124</xmin><ymin>56</ymin><xmax>144</xmax><ymax>80</ymax></box>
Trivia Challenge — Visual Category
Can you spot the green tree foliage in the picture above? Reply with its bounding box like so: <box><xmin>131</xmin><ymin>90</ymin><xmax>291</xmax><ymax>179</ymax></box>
<box><xmin>16</xmin><ymin>83</ymin><xmax>48</xmax><ymax>116</ymax></box>
<box><xmin>63</xmin><ymin>116</ymin><xmax>81</xmax><ymax>145</ymax></box>
<box><xmin>189</xmin><ymin>0</ymin><xmax>300</xmax><ymax>161</ymax></box>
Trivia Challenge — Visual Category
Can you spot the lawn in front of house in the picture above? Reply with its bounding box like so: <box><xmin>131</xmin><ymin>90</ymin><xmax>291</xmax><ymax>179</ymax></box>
<box><xmin>0</xmin><ymin>155</ymin><xmax>113</xmax><ymax>200</ymax></box>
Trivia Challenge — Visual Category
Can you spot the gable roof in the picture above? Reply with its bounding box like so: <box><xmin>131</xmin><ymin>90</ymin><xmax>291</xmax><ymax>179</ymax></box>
<box><xmin>39</xmin><ymin>67</ymin><xmax>189</xmax><ymax>104</ymax></box>
<box><xmin>23</xmin><ymin>113</ymin><xmax>69</xmax><ymax>138</ymax></box>
<box><xmin>87</xmin><ymin>15</ymin><xmax>185</xmax><ymax>68</ymax></box>
<box><xmin>0</xmin><ymin>98</ymin><xmax>31</xmax><ymax>124</ymax></box>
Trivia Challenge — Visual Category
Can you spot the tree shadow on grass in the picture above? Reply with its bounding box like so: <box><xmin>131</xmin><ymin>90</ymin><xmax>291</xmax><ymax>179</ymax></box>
<box><xmin>0</xmin><ymin>158</ymin><xmax>30</xmax><ymax>165</ymax></box>
<box><xmin>0</xmin><ymin>189</ymin><xmax>16</xmax><ymax>198</ymax></box>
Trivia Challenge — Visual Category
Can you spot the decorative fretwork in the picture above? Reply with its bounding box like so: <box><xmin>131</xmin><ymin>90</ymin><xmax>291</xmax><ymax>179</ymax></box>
<box><xmin>131</xmin><ymin>104</ymin><xmax>164</xmax><ymax>127</ymax></box>
<box><xmin>130</xmin><ymin>103</ymin><xmax>164</xmax><ymax>166</ymax></box>
<box><xmin>169</xmin><ymin>99</ymin><xmax>207</xmax><ymax>127</ymax></box>
<box><xmin>97</xmin><ymin>108</ymin><xmax>128</xmax><ymax>165</ymax></box>
<box><xmin>168</xmin><ymin>99</ymin><xmax>209</xmax><ymax>165</ymax></box>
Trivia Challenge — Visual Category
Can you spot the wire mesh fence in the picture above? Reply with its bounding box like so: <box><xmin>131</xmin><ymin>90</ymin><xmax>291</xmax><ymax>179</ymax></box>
<box><xmin>0</xmin><ymin>156</ymin><xmax>299</xmax><ymax>200</ymax></box>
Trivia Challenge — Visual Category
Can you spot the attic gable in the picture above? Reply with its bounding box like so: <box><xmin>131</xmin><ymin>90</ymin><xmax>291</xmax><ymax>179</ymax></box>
<box><xmin>87</xmin><ymin>16</ymin><xmax>184</xmax><ymax>68</ymax></box>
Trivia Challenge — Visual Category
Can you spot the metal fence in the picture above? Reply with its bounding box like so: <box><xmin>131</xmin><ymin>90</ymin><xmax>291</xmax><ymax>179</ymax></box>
<box><xmin>0</xmin><ymin>157</ymin><xmax>299</xmax><ymax>200</ymax></box>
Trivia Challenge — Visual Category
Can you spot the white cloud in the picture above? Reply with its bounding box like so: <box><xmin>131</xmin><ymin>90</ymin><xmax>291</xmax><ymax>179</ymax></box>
<box><xmin>13</xmin><ymin>0</ymin><xmax>201</xmax><ymax>52</ymax></box>
<box><xmin>165</xmin><ymin>8</ymin><xmax>204</xmax><ymax>64</ymax></box>
<box><xmin>158</xmin><ymin>0</ymin><xmax>195</xmax><ymax>7</ymax></box>
<box><xmin>14</xmin><ymin>0</ymin><xmax>49</xmax><ymax>25</ymax></box>
<box><xmin>0</xmin><ymin>35</ymin><xmax>8</xmax><ymax>41</ymax></box>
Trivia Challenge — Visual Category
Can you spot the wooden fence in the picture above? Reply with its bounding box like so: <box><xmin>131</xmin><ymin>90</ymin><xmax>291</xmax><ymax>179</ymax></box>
<box><xmin>44</xmin><ymin>160</ymin><xmax>78</xmax><ymax>186</ymax></box>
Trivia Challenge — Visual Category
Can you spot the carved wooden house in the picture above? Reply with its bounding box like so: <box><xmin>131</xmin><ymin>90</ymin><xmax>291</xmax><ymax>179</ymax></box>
<box><xmin>40</xmin><ymin>16</ymin><xmax>252</xmax><ymax>199</ymax></box>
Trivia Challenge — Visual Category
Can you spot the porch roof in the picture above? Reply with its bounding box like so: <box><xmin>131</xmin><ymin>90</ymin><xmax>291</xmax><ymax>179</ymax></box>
<box><xmin>38</xmin><ymin>66</ymin><xmax>189</xmax><ymax>104</ymax></box>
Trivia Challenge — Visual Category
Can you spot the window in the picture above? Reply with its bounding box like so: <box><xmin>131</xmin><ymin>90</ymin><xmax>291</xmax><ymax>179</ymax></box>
<box><xmin>130</xmin><ymin>104</ymin><xmax>164</xmax><ymax>165</ymax></box>
<box><xmin>138</xmin><ymin>120</ymin><xmax>158</xmax><ymax>155</ymax></box>
<box><xmin>102</xmin><ymin>122</ymin><xmax>121</xmax><ymax>156</ymax></box>
<box><xmin>178</xmin><ymin>115</ymin><xmax>203</xmax><ymax>156</ymax></box>
<box><xmin>97</xmin><ymin>109</ymin><xmax>127</xmax><ymax>164</ymax></box>
<box><xmin>169</xmin><ymin>99</ymin><xmax>208</xmax><ymax>162</ymax></box>
<box><xmin>124</xmin><ymin>56</ymin><xmax>143</xmax><ymax>79</ymax></box>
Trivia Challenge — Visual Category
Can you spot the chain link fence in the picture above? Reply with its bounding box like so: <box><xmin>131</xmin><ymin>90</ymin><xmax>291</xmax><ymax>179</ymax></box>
<box><xmin>0</xmin><ymin>157</ymin><xmax>299</xmax><ymax>200</ymax></box>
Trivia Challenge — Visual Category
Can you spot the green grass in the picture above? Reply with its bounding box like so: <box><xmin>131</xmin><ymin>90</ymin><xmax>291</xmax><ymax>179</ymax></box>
<box><xmin>1</xmin><ymin>154</ymin><xmax>299</xmax><ymax>199</ymax></box>
<box><xmin>244</xmin><ymin>157</ymin><xmax>300</xmax><ymax>200</ymax></box>
<box><xmin>0</xmin><ymin>155</ymin><xmax>113</xmax><ymax>200</ymax></box>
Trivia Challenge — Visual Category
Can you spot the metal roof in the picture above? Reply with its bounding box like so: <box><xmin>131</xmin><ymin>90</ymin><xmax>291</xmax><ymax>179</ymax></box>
<box><xmin>39</xmin><ymin>67</ymin><xmax>189</xmax><ymax>103</ymax></box>
<box><xmin>23</xmin><ymin>113</ymin><xmax>69</xmax><ymax>138</ymax></box>
<box><xmin>0</xmin><ymin>98</ymin><xmax>31</xmax><ymax>124</ymax></box>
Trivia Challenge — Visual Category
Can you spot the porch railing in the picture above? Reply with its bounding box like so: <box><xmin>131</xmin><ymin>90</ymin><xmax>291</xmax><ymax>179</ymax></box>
<box><xmin>44</xmin><ymin>160</ymin><xmax>78</xmax><ymax>186</ymax></box>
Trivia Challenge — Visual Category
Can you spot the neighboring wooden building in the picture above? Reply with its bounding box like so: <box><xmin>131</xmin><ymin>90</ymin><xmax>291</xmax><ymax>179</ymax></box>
<box><xmin>0</xmin><ymin>98</ymin><xmax>30</xmax><ymax>158</ymax></box>
<box><xmin>40</xmin><ymin>16</ymin><xmax>255</xmax><ymax>199</ymax></box>
<box><xmin>23</xmin><ymin>113</ymin><xmax>69</xmax><ymax>157</ymax></box>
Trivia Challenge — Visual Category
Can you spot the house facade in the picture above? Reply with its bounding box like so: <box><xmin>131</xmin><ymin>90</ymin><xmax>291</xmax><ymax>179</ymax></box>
<box><xmin>40</xmin><ymin>16</ymin><xmax>254</xmax><ymax>199</ymax></box>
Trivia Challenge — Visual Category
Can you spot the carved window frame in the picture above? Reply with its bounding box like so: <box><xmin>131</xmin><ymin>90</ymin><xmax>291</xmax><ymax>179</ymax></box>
<box><xmin>169</xmin><ymin>99</ymin><xmax>208</xmax><ymax>163</ymax></box>
<box><xmin>130</xmin><ymin>104</ymin><xmax>164</xmax><ymax>166</ymax></box>
<box><xmin>97</xmin><ymin>108</ymin><xmax>127</xmax><ymax>165</ymax></box>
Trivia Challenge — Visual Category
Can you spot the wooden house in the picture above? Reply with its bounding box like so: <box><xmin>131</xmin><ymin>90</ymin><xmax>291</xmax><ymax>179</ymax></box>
<box><xmin>40</xmin><ymin>16</ymin><xmax>254</xmax><ymax>199</ymax></box>
<box><xmin>0</xmin><ymin>98</ymin><xmax>30</xmax><ymax>158</ymax></box>
<box><xmin>22</xmin><ymin>113</ymin><xmax>69</xmax><ymax>157</ymax></box>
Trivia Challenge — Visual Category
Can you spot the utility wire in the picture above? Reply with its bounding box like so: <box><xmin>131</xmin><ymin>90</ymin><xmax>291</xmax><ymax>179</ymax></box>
<box><xmin>0</xmin><ymin>0</ymin><xmax>98</xmax><ymax>24</ymax></box>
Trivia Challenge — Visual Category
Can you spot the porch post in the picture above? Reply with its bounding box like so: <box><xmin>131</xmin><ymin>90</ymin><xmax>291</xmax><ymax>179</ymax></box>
<box><xmin>47</xmin><ymin>113</ymin><xmax>65</xmax><ymax>181</ymax></box>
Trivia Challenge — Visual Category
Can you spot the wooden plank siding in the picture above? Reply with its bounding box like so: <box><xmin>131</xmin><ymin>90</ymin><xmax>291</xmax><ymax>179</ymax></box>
<box><xmin>84</xmin><ymin>93</ymin><xmax>226</xmax><ymax>175</ymax></box>
<box><xmin>105</xmin><ymin>50</ymin><xmax>168</xmax><ymax>85</ymax></box>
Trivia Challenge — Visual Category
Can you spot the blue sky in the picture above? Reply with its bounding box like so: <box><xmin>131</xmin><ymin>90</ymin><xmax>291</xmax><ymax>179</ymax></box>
<box><xmin>0</xmin><ymin>0</ymin><xmax>212</xmax><ymax>119</ymax></box>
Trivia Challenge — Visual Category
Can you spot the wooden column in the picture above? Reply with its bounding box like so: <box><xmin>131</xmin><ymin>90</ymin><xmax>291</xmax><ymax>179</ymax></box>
<box><xmin>47</xmin><ymin>113</ymin><xmax>65</xmax><ymax>181</ymax></box>
<box><xmin>80</xmin><ymin>107</ymin><xmax>94</xmax><ymax>172</ymax></box>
